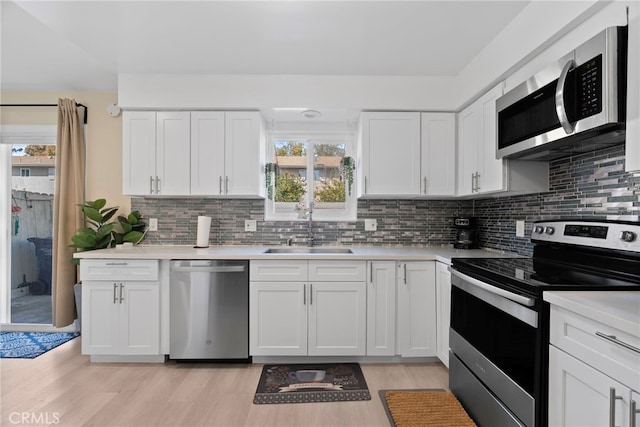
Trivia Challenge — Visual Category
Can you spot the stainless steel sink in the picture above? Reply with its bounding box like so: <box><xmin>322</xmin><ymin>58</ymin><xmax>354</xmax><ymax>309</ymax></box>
<box><xmin>263</xmin><ymin>248</ymin><xmax>353</xmax><ymax>254</ymax></box>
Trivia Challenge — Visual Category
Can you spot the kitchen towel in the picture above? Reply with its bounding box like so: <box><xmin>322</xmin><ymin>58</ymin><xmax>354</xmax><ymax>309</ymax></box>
<box><xmin>195</xmin><ymin>216</ymin><xmax>212</xmax><ymax>248</ymax></box>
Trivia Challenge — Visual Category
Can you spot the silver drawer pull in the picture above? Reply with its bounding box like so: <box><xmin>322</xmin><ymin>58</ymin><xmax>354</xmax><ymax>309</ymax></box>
<box><xmin>106</xmin><ymin>262</ymin><xmax>128</xmax><ymax>266</ymax></box>
<box><xmin>596</xmin><ymin>332</ymin><xmax>640</xmax><ymax>354</ymax></box>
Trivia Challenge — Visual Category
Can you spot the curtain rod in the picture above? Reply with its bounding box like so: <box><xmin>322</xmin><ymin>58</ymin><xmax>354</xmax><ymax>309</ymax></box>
<box><xmin>0</xmin><ymin>103</ymin><xmax>88</xmax><ymax>124</ymax></box>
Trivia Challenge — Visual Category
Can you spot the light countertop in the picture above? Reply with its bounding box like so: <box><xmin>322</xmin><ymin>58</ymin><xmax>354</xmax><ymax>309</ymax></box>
<box><xmin>73</xmin><ymin>245</ymin><xmax>518</xmax><ymax>265</ymax></box>
<box><xmin>544</xmin><ymin>291</ymin><xmax>640</xmax><ymax>338</ymax></box>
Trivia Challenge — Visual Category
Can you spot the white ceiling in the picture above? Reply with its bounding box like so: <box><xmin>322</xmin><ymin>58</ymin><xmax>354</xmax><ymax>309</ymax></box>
<box><xmin>1</xmin><ymin>0</ymin><xmax>531</xmax><ymax>94</ymax></box>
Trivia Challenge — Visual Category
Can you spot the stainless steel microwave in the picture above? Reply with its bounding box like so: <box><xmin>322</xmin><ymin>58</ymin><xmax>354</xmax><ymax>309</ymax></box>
<box><xmin>496</xmin><ymin>26</ymin><xmax>627</xmax><ymax>160</ymax></box>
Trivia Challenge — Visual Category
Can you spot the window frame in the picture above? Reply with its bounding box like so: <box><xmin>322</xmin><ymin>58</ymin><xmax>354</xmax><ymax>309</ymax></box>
<box><xmin>265</xmin><ymin>131</ymin><xmax>357</xmax><ymax>222</ymax></box>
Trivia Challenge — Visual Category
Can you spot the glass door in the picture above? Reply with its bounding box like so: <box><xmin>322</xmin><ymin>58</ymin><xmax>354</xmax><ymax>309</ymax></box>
<box><xmin>1</xmin><ymin>126</ymin><xmax>57</xmax><ymax>326</ymax></box>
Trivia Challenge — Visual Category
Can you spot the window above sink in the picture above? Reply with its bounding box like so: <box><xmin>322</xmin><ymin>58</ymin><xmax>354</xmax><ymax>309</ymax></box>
<box><xmin>264</xmin><ymin>131</ymin><xmax>357</xmax><ymax>222</ymax></box>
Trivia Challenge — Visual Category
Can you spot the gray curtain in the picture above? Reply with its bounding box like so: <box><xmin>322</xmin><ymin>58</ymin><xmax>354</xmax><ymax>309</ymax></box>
<box><xmin>52</xmin><ymin>99</ymin><xmax>86</xmax><ymax>327</ymax></box>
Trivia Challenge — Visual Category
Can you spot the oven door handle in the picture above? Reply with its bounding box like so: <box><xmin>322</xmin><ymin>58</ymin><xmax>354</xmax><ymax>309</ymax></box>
<box><xmin>449</xmin><ymin>269</ymin><xmax>536</xmax><ymax>307</ymax></box>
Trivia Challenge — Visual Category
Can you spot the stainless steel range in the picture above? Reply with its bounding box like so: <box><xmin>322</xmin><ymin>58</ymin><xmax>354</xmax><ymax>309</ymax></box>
<box><xmin>448</xmin><ymin>219</ymin><xmax>640</xmax><ymax>427</ymax></box>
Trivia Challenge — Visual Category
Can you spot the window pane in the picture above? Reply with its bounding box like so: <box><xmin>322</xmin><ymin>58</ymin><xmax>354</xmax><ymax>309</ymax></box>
<box><xmin>11</xmin><ymin>144</ymin><xmax>54</xmax><ymax>324</ymax></box>
<box><xmin>274</xmin><ymin>140</ymin><xmax>307</xmax><ymax>203</ymax></box>
<box><xmin>313</xmin><ymin>143</ymin><xmax>346</xmax><ymax>207</ymax></box>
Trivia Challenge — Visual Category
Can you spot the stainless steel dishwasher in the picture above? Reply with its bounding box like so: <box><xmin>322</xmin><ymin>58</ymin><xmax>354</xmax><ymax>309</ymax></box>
<box><xmin>170</xmin><ymin>260</ymin><xmax>249</xmax><ymax>361</ymax></box>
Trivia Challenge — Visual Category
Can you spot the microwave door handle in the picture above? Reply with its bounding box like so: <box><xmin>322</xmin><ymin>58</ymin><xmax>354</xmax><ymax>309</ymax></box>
<box><xmin>555</xmin><ymin>59</ymin><xmax>576</xmax><ymax>134</ymax></box>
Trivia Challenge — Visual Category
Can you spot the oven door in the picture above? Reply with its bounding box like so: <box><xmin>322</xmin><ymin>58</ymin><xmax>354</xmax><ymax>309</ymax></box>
<box><xmin>449</xmin><ymin>268</ymin><xmax>539</xmax><ymax>427</ymax></box>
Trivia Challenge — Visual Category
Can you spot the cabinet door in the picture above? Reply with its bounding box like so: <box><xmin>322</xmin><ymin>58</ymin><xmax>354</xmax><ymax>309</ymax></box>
<box><xmin>155</xmin><ymin>112</ymin><xmax>191</xmax><ymax>195</ymax></box>
<box><xmin>456</xmin><ymin>104</ymin><xmax>480</xmax><ymax>196</ymax></box>
<box><xmin>549</xmin><ymin>345</ymin><xmax>631</xmax><ymax>427</ymax></box>
<box><xmin>81</xmin><ymin>282</ymin><xmax>119</xmax><ymax>355</ymax></box>
<box><xmin>224</xmin><ymin>111</ymin><xmax>265</xmax><ymax>196</ymax></box>
<box><xmin>122</xmin><ymin>111</ymin><xmax>156</xmax><ymax>195</ymax></box>
<box><xmin>360</xmin><ymin>112</ymin><xmax>421</xmax><ymax>196</ymax></box>
<box><xmin>421</xmin><ymin>113</ymin><xmax>456</xmax><ymax>196</ymax></box>
<box><xmin>397</xmin><ymin>261</ymin><xmax>437</xmax><ymax>357</ymax></box>
<box><xmin>435</xmin><ymin>262</ymin><xmax>451</xmax><ymax>367</ymax></box>
<box><xmin>477</xmin><ymin>84</ymin><xmax>505</xmax><ymax>194</ymax></box>
<box><xmin>249</xmin><ymin>282</ymin><xmax>307</xmax><ymax>356</ymax></box>
<box><xmin>119</xmin><ymin>282</ymin><xmax>160</xmax><ymax>355</ymax></box>
<box><xmin>367</xmin><ymin>261</ymin><xmax>396</xmax><ymax>356</ymax></box>
<box><xmin>308</xmin><ymin>282</ymin><xmax>366</xmax><ymax>356</ymax></box>
<box><xmin>191</xmin><ymin>111</ymin><xmax>225</xmax><ymax>195</ymax></box>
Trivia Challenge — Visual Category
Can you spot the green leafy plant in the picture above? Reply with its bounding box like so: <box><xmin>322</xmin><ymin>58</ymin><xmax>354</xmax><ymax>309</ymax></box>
<box><xmin>70</xmin><ymin>199</ymin><xmax>146</xmax><ymax>265</ymax></box>
<box><xmin>314</xmin><ymin>178</ymin><xmax>345</xmax><ymax>202</ymax></box>
<box><xmin>265</xmin><ymin>162</ymin><xmax>279</xmax><ymax>200</ymax></box>
<box><xmin>340</xmin><ymin>156</ymin><xmax>355</xmax><ymax>196</ymax></box>
<box><xmin>274</xmin><ymin>172</ymin><xmax>306</xmax><ymax>203</ymax></box>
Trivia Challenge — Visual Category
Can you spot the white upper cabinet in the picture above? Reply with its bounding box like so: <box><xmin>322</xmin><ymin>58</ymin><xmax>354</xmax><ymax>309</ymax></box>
<box><xmin>421</xmin><ymin>113</ymin><xmax>456</xmax><ymax>196</ymax></box>
<box><xmin>359</xmin><ymin>112</ymin><xmax>422</xmax><ymax>197</ymax></box>
<box><xmin>123</xmin><ymin>110</ymin><xmax>264</xmax><ymax>197</ymax></box>
<box><xmin>190</xmin><ymin>111</ymin><xmax>225</xmax><ymax>195</ymax></box>
<box><xmin>457</xmin><ymin>84</ymin><xmax>504</xmax><ymax>196</ymax></box>
<box><xmin>156</xmin><ymin>112</ymin><xmax>191</xmax><ymax>195</ymax></box>
<box><xmin>122</xmin><ymin>111</ymin><xmax>158</xmax><ymax>196</ymax></box>
<box><xmin>457</xmin><ymin>83</ymin><xmax>549</xmax><ymax>197</ymax></box>
<box><xmin>224</xmin><ymin>111</ymin><xmax>265</xmax><ymax>196</ymax></box>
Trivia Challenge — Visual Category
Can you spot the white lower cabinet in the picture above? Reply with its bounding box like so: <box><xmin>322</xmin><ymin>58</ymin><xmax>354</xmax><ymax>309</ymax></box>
<box><xmin>549</xmin><ymin>345</ymin><xmax>633</xmax><ymax>427</ymax></box>
<box><xmin>548</xmin><ymin>305</ymin><xmax>640</xmax><ymax>427</ymax></box>
<box><xmin>396</xmin><ymin>261</ymin><xmax>437</xmax><ymax>357</ymax></box>
<box><xmin>366</xmin><ymin>261</ymin><xmax>396</xmax><ymax>356</ymax></box>
<box><xmin>81</xmin><ymin>260</ymin><xmax>160</xmax><ymax>356</ymax></box>
<box><xmin>249</xmin><ymin>260</ymin><xmax>366</xmax><ymax>356</ymax></box>
<box><xmin>435</xmin><ymin>261</ymin><xmax>451</xmax><ymax>367</ymax></box>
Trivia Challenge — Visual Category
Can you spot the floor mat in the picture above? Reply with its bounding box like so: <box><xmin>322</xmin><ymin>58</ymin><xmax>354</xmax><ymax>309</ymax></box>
<box><xmin>379</xmin><ymin>389</ymin><xmax>476</xmax><ymax>427</ymax></box>
<box><xmin>254</xmin><ymin>362</ymin><xmax>371</xmax><ymax>404</ymax></box>
<box><xmin>0</xmin><ymin>332</ymin><xmax>79</xmax><ymax>359</ymax></box>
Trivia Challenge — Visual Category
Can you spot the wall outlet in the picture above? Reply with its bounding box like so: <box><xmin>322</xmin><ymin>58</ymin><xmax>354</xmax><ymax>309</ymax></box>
<box><xmin>245</xmin><ymin>220</ymin><xmax>257</xmax><ymax>232</ymax></box>
<box><xmin>516</xmin><ymin>220</ymin><xmax>525</xmax><ymax>237</ymax></box>
<box><xmin>148</xmin><ymin>218</ymin><xmax>158</xmax><ymax>232</ymax></box>
<box><xmin>364</xmin><ymin>218</ymin><xmax>377</xmax><ymax>231</ymax></box>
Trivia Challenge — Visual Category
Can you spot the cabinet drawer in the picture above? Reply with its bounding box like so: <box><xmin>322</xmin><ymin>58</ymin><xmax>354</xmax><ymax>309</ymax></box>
<box><xmin>308</xmin><ymin>261</ymin><xmax>366</xmax><ymax>282</ymax></box>
<box><xmin>80</xmin><ymin>259</ymin><xmax>159</xmax><ymax>282</ymax></box>
<box><xmin>550</xmin><ymin>306</ymin><xmax>640</xmax><ymax>391</ymax></box>
<box><xmin>250</xmin><ymin>260</ymin><xmax>308</xmax><ymax>282</ymax></box>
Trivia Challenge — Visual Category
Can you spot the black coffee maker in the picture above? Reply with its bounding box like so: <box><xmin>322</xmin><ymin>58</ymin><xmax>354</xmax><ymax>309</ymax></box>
<box><xmin>453</xmin><ymin>217</ymin><xmax>478</xmax><ymax>249</ymax></box>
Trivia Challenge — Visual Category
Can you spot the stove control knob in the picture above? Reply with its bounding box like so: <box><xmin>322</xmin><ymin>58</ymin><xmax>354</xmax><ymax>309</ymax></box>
<box><xmin>620</xmin><ymin>231</ymin><xmax>637</xmax><ymax>242</ymax></box>
<box><xmin>544</xmin><ymin>226</ymin><xmax>555</xmax><ymax>235</ymax></box>
<box><xmin>534</xmin><ymin>226</ymin><xmax>544</xmax><ymax>234</ymax></box>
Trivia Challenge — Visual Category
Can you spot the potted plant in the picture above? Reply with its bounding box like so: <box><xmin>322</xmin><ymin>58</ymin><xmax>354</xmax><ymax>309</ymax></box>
<box><xmin>69</xmin><ymin>199</ymin><xmax>147</xmax><ymax>330</ymax></box>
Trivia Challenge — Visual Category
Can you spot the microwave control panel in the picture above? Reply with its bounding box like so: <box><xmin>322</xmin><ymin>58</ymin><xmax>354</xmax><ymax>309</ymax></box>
<box><xmin>575</xmin><ymin>54</ymin><xmax>603</xmax><ymax>120</ymax></box>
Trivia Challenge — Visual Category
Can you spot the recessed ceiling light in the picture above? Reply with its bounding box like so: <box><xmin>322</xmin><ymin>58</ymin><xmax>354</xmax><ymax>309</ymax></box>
<box><xmin>301</xmin><ymin>109</ymin><xmax>322</xmax><ymax>119</ymax></box>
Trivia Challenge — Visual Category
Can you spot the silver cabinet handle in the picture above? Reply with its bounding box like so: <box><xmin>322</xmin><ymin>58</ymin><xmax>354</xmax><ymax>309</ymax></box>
<box><xmin>113</xmin><ymin>283</ymin><xmax>118</xmax><ymax>304</ymax></box>
<box><xmin>403</xmin><ymin>264</ymin><xmax>407</xmax><ymax>284</ymax></box>
<box><xmin>225</xmin><ymin>176</ymin><xmax>230</xmax><ymax>194</ymax></box>
<box><xmin>219</xmin><ymin>176</ymin><xmax>223</xmax><ymax>194</ymax></box>
<box><xmin>476</xmin><ymin>172</ymin><xmax>480</xmax><ymax>192</ymax></box>
<box><xmin>119</xmin><ymin>283</ymin><xmax>124</xmax><ymax>303</ymax></box>
<box><xmin>364</xmin><ymin>176</ymin><xmax>368</xmax><ymax>194</ymax></box>
<box><xmin>149</xmin><ymin>176</ymin><xmax>154</xmax><ymax>194</ymax></box>
<box><xmin>596</xmin><ymin>332</ymin><xmax>640</xmax><ymax>354</ymax></box>
<box><xmin>631</xmin><ymin>399</ymin><xmax>639</xmax><ymax>427</ymax></box>
<box><xmin>106</xmin><ymin>262</ymin><xmax>128</xmax><ymax>266</ymax></box>
<box><xmin>369</xmin><ymin>263</ymin><xmax>373</xmax><ymax>284</ymax></box>
<box><xmin>310</xmin><ymin>283</ymin><xmax>313</xmax><ymax>305</ymax></box>
<box><xmin>556</xmin><ymin>59</ymin><xmax>576</xmax><ymax>134</ymax></box>
<box><xmin>303</xmin><ymin>284</ymin><xmax>306</xmax><ymax>306</ymax></box>
<box><xmin>471</xmin><ymin>173</ymin><xmax>477</xmax><ymax>193</ymax></box>
<box><xmin>423</xmin><ymin>177</ymin><xmax>427</xmax><ymax>195</ymax></box>
<box><xmin>155</xmin><ymin>176</ymin><xmax>160</xmax><ymax>194</ymax></box>
<box><xmin>609</xmin><ymin>387</ymin><xmax>623</xmax><ymax>427</ymax></box>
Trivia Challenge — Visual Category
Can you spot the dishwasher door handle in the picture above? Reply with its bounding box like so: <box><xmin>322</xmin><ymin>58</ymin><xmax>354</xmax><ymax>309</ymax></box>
<box><xmin>170</xmin><ymin>265</ymin><xmax>246</xmax><ymax>273</ymax></box>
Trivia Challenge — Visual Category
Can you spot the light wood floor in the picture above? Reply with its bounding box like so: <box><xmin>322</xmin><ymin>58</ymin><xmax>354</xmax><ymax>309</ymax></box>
<box><xmin>1</xmin><ymin>337</ymin><xmax>450</xmax><ymax>426</ymax></box>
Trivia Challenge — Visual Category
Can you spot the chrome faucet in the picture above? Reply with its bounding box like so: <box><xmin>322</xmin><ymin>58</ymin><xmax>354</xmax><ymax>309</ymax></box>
<box><xmin>307</xmin><ymin>202</ymin><xmax>314</xmax><ymax>247</ymax></box>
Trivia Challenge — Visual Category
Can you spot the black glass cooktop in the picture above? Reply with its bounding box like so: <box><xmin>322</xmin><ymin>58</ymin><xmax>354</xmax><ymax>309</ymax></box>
<box><xmin>451</xmin><ymin>255</ymin><xmax>640</xmax><ymax>298</ymax></box>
